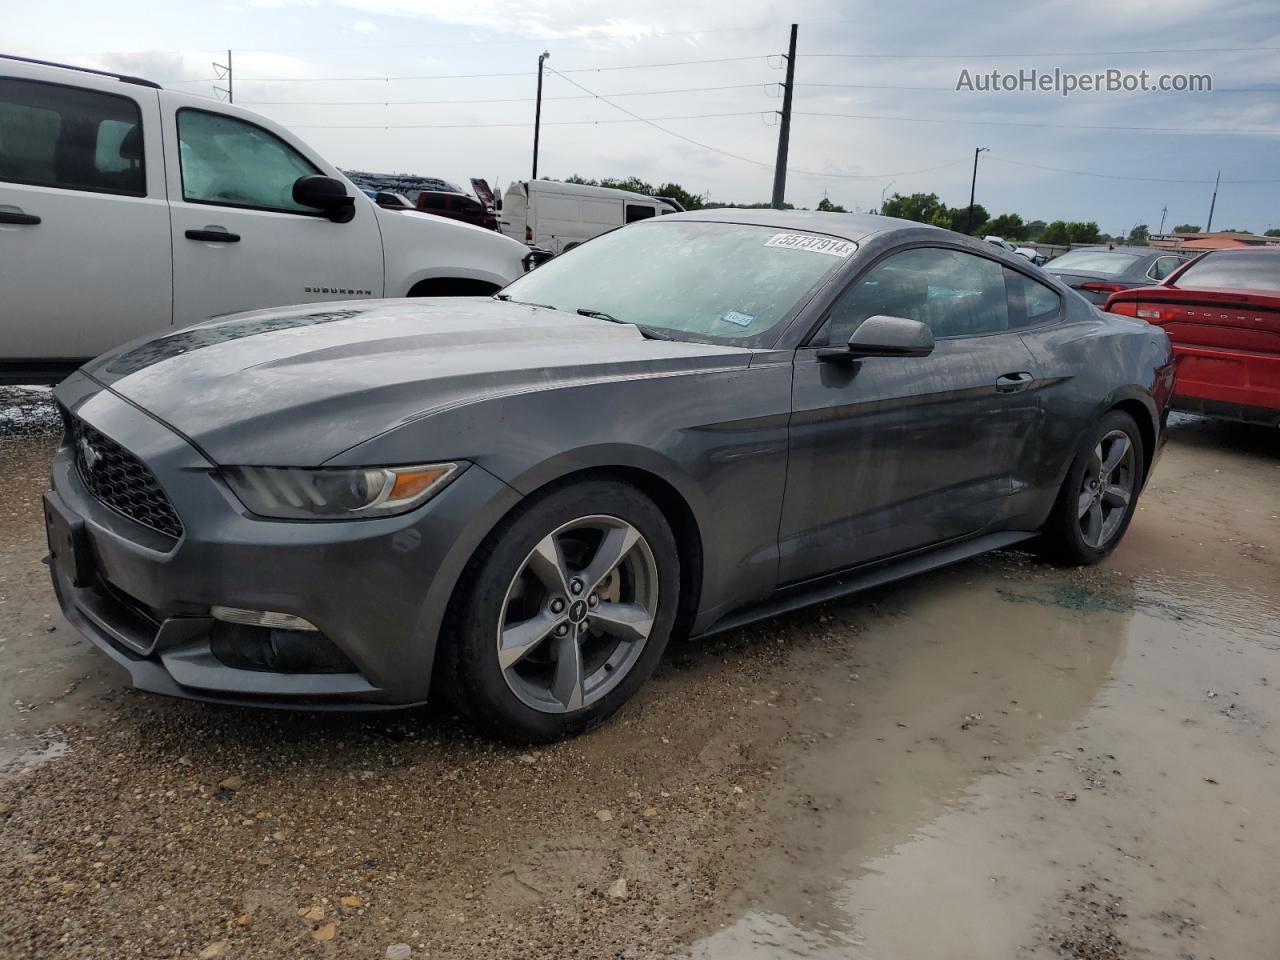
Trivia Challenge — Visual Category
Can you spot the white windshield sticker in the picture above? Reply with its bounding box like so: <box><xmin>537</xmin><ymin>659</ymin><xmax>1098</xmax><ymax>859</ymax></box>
<box><xmin>764</xmin><ymin>233</ymin><xmax>856</xmax><ymax>257</ymax></box>
<box><xmin>720</xmin><ymin>310</ymin><xmax>756</xmax><ymax>327</ymax></box>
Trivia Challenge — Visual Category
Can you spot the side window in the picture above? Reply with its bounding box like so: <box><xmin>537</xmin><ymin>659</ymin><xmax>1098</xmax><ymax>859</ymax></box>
<box><xmin>0</xmin><ymin>78</ymin><xmax>144</xmax><ymax>196</ymax></box>
<box><xmin>821</xmin><ymin>247</ymin><xmax>1009</xmax><ymax>345</ymax></box>
<box><xmin>418</xmin><ymin>192</ymin><xmax>445</xmax><ymax>210</ymax></box>
<box><xmin>625</xmin><ymin>203</ymin><xmax>657</xmax><ymax>224</ymax></box>
<box><xmin>177</xmin><ymin>109</ymin><xmax>319</xmax><ymax>214</ymax></box>
<box><xmin>1149</xmin><ymin>256</ymin><xmax>1179</xmax><ymax>280</ymax></box>
<box><xmin>1004</xmin><ymin>268</ymin><xmax>1062</xmax><ymax>327</ymax></box>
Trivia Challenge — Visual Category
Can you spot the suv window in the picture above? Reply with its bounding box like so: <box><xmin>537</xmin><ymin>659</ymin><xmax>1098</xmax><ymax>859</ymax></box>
<box><xmin>625</xmin><ymin>203</ymin><xmax>657</xmax><ymax>223</ymax></box>
<box><xmin>177</xmin><ymin>109</ymin><xmax>319</xmax><ymax>214</ymax></box>
<box><xmin>822</xmin><ymin>247</ymin><xmax>1010</xmax><ymax>344</ymax></box>
<box><xmin>0</xmin><ymin>78</ymin><xmax>144</xmax><ymax>196</ymax></box>
<box><xmin>1004</xmin><ymin>267</ymin><xmax>1062</xmax><ymax>328</ymax></box>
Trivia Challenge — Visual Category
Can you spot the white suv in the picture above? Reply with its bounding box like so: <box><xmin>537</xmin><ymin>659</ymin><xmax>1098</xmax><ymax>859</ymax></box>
<box><xmin>0</xmin><ymin>54</ymin><xmax>533</xmax><ymax>383</ymax></box>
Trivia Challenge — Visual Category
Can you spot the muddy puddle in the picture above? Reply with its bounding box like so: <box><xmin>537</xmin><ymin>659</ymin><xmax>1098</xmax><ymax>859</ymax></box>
<box><xmin>689</xmin><ymin>418</ymin><xmax>1279</xmax><ymax>960</ymax></box>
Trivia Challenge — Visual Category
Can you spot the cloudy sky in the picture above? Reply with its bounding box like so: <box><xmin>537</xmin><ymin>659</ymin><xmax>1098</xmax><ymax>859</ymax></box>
<box><xmin>8</xmin><ymin>0</ymin><xmax>1279</xmax><ymax>234</ymax></box>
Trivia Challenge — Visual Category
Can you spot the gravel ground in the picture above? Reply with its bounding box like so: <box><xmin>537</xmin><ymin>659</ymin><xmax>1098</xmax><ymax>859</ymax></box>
<box><xmin>1</xmin><ymin>391</ymin><xmax>1277</xmax><ymax>959</ymax></box>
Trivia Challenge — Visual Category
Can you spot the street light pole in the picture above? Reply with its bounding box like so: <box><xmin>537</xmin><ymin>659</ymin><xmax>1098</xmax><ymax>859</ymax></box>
<box><xmin>965</xmin><ymin>146</ymin><xmax>988</xmax><ymax>234</ymax></box>
<box><xmin>880</xmin><ymin>179</ymin><xmax>896</xmax><ymax>212</ymax></box>
<box><xmin>532</xmin><ymin>51</ymin><xmax>550</xmax><ymax>180</ymax></box>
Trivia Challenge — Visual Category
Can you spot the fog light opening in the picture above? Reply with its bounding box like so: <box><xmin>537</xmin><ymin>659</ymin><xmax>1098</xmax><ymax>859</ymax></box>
<box><xmin>209</xmin><ymin>621</ymin><xmax>358</xmax><ymax>675</ymax></box>
<box><xmin>210</xmin><ymin>605</ymin><xmax>319</xmax><ymax>632</ymax></box>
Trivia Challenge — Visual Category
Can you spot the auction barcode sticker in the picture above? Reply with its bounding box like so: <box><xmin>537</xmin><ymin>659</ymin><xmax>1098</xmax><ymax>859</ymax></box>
<box><xmin>764</xmin><ymin>233</ymin><xmax>856</xmax><ymax>257</ymax></box>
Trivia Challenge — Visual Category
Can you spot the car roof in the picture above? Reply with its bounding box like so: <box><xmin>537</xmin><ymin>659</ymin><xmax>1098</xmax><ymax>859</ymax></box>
<box><xmin>658</xmin><ymin>209</ymin><xmax>939</xmax><ymax>243</ymax></box>
<box><xmin>1062</xmin><ymin>245</ymin><xmax>1167</xmax><ymax>258</ymax></box>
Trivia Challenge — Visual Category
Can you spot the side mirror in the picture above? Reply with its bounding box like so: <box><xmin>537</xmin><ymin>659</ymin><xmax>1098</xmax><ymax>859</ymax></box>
<box><xmin>522</xmin><ymin>248</ymin><xmax>555</xmax><ymax>271</ymax></box>
<box><xmin>293</xmin><ymin>175</ymin><xmax>355</xmax><ymax>223</ymax></box>
<box><xmin>817</xmin><ymin>314</ymin><xmax>935</xmax><ymax>362</ymax></box>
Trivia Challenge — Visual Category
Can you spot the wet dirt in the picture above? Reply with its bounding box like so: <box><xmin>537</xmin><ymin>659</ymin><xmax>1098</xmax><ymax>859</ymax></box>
<box><xmin>0</xmin><ymin>409</ymin><xmax>1275</xmax><ymax>959</ymax></box>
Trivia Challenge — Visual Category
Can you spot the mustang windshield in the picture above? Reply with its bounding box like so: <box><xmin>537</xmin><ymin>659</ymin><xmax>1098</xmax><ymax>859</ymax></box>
<box><xmin>500</xmin><ymin>221</ymin><xmax>855</xmax><ymax>341</ymax></box>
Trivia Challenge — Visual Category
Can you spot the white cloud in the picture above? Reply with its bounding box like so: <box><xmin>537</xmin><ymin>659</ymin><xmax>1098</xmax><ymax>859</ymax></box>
<box><xmin>353</xmin><ymin>19</ymin><xmax>379</xmax><ymax>32</ymax></box>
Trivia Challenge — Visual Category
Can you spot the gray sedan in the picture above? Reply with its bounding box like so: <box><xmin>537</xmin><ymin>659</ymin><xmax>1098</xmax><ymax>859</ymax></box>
<box><xmin>45</xmin><ymin>211</ymin><xmax>1174</xmax><ymax>741</ymax></box>
<box><xmin>1046</xmin><ymin>245</ymin><xmax>1195</xmax><ymax>305</ymax></box>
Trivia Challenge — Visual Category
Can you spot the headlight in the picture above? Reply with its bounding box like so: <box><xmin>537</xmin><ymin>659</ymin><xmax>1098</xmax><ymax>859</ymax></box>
<box><xmin>221</xmin><ymin>463</ymin><xmax>459</xmax><ymax>520</ymax></box>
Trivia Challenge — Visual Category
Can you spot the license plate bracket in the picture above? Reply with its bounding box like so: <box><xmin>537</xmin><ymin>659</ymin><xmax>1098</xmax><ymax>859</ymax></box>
<box><xmin>43</xmin><ymin>491</ymin><xmax>95</xmax><ymax>589</ymax></box>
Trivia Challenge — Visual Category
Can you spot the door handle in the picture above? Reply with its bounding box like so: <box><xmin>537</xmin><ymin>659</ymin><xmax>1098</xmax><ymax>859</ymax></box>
<box><xmin>995</xmin><ymin>372</ymin><xmax>1035</xmax><ymax>393</ymax></box>
<box><xmin>0</xmin><ymin>210</ymin><xmax>40</xmax><ymax>225</ymax></box>
<box><xmin>185</xmin><ymin>228</ymin><xmax>240</xmax><ymax>243</ymax></box>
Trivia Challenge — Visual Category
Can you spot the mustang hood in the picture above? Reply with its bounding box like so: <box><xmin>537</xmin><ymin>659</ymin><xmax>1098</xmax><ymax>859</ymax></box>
<box><xmin>80</xmin><ymin>299</ymin><xmax>753</xmax><ymax>466</ymax></box>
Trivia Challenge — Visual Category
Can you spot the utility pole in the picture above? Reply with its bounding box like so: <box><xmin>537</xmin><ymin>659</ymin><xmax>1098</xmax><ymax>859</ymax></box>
<box><xmin>213</xmin><ymin>50</ymin><xmax>233</xmax><ymax>103</ymax></box>
<box><xmin>1205</xmin><ymin>169</ymin><xmax>1221</xmax><ymax>232</ymax></box>
<box><xmin>1158</xmin><ymin>205</ymin><xmax>1167</xmax><ymax>235</ymax></box>
<box><xmin>771</xmin><ymin>24</ymin><xmax>798</xmax><ymax>210</ymax></box>
<box><xmin>965</xmin><ymin>146</ymin><xmax>989</xmax><ymax>233</ymax></box>
<box><xmin>532</xmin><ymin>51</ymin><xmax>550</xmax><ymax>180</ymax></box>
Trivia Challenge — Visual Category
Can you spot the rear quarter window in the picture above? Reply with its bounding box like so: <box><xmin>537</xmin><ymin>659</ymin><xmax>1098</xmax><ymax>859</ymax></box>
<box><xmin>0</xmin><ymin>77</ymin><xmax>145</xmax><ymax>196</ymax></box>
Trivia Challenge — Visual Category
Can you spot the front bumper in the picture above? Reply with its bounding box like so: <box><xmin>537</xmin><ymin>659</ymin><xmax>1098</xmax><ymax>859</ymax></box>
<box><xmin>47</xmin><ymin>373</ymin><xmax>520</xmax><ymax>709</ymax></box>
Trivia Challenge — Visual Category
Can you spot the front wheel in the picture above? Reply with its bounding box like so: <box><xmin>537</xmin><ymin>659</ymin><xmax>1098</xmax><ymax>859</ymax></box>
<box><xmin>1039</xmin><ymin>410</ymin><xmax>1144</xmax><ymax>565</ymax></box>
<box><xmin>441</xmin><ymin>480</ymin><xmax>680</xmax><ymax>742</ymax></box>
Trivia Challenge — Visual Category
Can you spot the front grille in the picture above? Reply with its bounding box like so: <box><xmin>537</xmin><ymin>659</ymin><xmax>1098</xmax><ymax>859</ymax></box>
<box><xmin>71</xmin><ymin>419</ymin><xmax>184</xmax><ymax>541</ymax></box>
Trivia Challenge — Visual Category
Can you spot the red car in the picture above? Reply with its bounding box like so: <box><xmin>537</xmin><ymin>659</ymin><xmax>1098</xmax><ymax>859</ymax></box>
<box><xmin>1105</xmin><ymin>248</ymin><xmax>1280</xmax><ymax>426</ymax></box>
<box><xmin>414</xmin><ymin>190</ymin><xmax>498</xmax><ymax>231</ymax></box>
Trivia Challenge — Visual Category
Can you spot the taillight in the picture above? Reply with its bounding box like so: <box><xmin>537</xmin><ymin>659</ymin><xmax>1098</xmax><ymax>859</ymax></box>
<box><xmin>525</xmin><ymin>225</ymin><xmax>533</xmax><ymax>243</ymax></box>
<box><xmin>1135</xmin><ymin>307</ymin><xmax>1162</xmax><ymax>319</ymax></box>
<box><xmin>1081</xmin><ymin>282</ymin><xmax>1125</xmax><ymax>295</ymax></box>
<box><xmin>1107</xmin><ymin>300</ymin><xmax>1138</xmax><ymax>317</ymax></box>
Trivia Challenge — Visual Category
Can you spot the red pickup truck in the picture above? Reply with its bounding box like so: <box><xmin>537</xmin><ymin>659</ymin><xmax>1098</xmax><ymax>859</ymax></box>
<box><xmin>1105</xmin><ymin>248</ymin><xmax>1280</xmax><ymax>426</ymax></box>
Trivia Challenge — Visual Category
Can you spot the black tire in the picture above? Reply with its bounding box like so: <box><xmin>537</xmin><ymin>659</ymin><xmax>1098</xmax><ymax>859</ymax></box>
<box><xmin>1039</xmin><ymin>410</ymin><xmax>1145</xmax><ymax>566</ymax></box>
<box><xmin>440</xmin><ymin>480</ymin><xmax>680</xmax><ymax>743</ymax></box>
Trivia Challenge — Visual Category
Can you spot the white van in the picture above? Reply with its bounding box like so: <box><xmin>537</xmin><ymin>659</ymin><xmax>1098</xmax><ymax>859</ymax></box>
<box><xmin>500</xmin><ymin>179</ymin><xmax>681</xmax><ymax>254</ymax></box>
<box><xmin>0</xmin><ymin>55</ymin><xmax>533</xmax><ymax>384</ymax></box>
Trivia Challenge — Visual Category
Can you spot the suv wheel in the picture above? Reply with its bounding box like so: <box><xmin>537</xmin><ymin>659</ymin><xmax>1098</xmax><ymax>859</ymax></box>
<box><xmin>442</xmin><ymin>480</ymin><xmax>679</xmax><ymax>742</ymax></box>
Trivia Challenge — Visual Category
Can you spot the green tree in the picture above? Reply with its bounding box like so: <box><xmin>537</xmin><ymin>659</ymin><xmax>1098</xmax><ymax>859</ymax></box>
<box><xmin>881</xmin><ymin>192</ymin><xmax>948</xmax><ymax>224</ymax></box>
<box><xmin>981</xmin><ymin>213</ymin><xmax>1027</xmax><ymax>241</ymax></box>
<box><xmin>1172</xmin><ymin>223</ymin><xmax>1201</xmax><ymax>234</ymax></box>
<box><xmin>1266</xmin><ymin>228</ymin><xmax>1280</xmax><ymax>237</ymax></box>
<box><xmin>816</xmin><ymin>196</ymin><xmax>847</xmax><ymax>213</ymax></box>
<box><xmin>654</xmin><ymin>182</ymin><xmax>706</xmax><ymax>211</ymax></box>
<box><xmin>948</xmin><ymin>203</ymin><xmax>988</xmax><ymax>234</ymax></box>
<box><xmin>1040</xmin><ymin>220</ymin><xmax>1071</xmax><ymax>244</ymax></box>
<box><xmin>1127</xmin><ymin>224</ymin><xmax>1150</xmax><ymax>245</ymax></box>
<box><xmin>1024</xmin><ymin>219</ymin><xmax>1047</xmax><ymax>241</ymax></box>
<box><xmin>1066</xmin><ymin>221</ymin><xmax>1101</xmax><ymax>244</ymax></box>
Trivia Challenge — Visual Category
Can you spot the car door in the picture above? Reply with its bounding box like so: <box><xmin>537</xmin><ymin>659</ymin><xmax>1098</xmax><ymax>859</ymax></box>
<box><xmin>163</xmin><ymin>98</ymin><xmax>383</xmax><ymax>327</ymax></box>
<box><xmin>0</xmin><ymin>70</ymin><xmax>171</xmax><ymax>361</ymax></box>
<box><xmin>779</xmin><ymin>245</ymin><xmax>1043</xmax><ymax>584</ymax></box>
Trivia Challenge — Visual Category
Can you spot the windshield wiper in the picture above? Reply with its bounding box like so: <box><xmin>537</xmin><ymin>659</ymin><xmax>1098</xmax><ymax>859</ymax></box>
<box><xmin>576</xmin><ymin>307</ymin><xmax>672</xmax><ymax>341</ymax></box>
<box><xmin>496</xmin><ymin>293</ymin><xmax>557</xmax><ymax>309</ymax></box>
<box><xmin>576</xmin><ymin>307</ymin><xmax>625</xmax><ymax>323</ymax></box>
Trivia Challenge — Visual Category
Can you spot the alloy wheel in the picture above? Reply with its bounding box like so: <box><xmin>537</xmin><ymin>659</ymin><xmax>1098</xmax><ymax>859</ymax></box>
<box><xmin>1077</xmin><ymin>430</ymin><xmax>1136</xmax><ymax>549</ymax></box>
<box><xmin>497</xmin><ymin>515</ymin><xmax>659</xmax><ymax>714</ymax></box>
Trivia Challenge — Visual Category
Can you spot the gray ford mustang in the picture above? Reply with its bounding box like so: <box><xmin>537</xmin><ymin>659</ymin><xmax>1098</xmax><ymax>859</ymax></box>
<box><xmin>45</xmin><ymin>211</ymin><xmax>1175</xmax><ymax>741</ymax></box>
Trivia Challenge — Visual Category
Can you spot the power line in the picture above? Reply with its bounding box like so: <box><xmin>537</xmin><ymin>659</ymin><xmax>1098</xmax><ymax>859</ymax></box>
<box><xmin>173</xmin><ymin>54</ymin><xmax>778</xmax><ymax>85</ymax></box>
<box><xmin>240</xmin><ymin>82</ymin><xmax>775</xmax><ymax>106</ymax></box>
<box><xmin>796</xmin><ymin>110</ymin><xmax>1280</xmax><ymax>136</ymax></box>
<box><xmin>290</xmin><ymin>111</ymin><xmax>770</xmax><ymax>129</ymax></box>
<box><xmin>542</xmin><ymin>66</ymin><xmax>971</xmax><ymax>180</ymax></box>
<box><xmin>802</xmin><ymin>44</ymin><xmax>1280</xmax><ymax>59</ymax></box>
<box><xmin>988</xmin><ymin>155</ymin><xmax>1280</xmax><ymax>185</ymax></box>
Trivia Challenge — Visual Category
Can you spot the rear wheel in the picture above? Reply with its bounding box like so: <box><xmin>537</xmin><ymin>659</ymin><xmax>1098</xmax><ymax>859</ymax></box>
<box><xmin>441</xmin><ymin>480</ymin><xmax>679</xmax><ymax>742</ymax></box>
<box><xmin>1039</xmin><ymin>410</ymin><xmax>1144</xmax><ymax>565</ymax></box>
